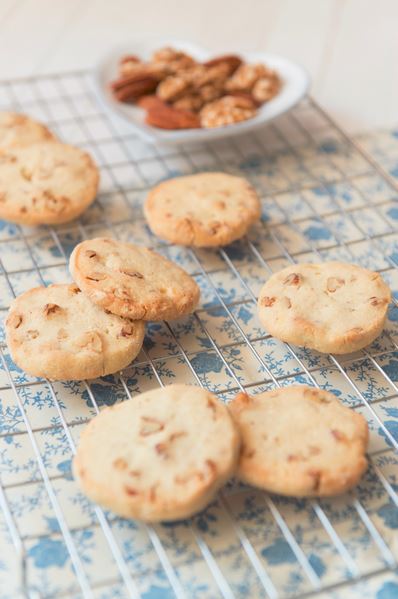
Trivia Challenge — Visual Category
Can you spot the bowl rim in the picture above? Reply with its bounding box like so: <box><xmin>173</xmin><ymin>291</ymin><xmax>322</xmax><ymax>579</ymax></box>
<box><xmin>92</xmin><ymin>39</ymin><xmax>311</xmax><ymax>145</ymax></box>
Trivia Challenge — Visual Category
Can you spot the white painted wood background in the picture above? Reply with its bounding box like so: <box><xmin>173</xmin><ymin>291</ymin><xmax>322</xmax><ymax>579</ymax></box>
<box><xmin>0</xmin><ymin>0</ymin><xmax>397</xmax><ymax>133</ymax></box>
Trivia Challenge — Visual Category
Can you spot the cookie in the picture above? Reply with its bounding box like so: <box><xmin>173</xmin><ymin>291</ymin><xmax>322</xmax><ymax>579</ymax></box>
<box><xmin>73</xmin><ymin>384</ymin><xmax>240</xmax><ymax>521</ymax></box>
<box><xmin>258</xmin><ymin>262</ymin><xmax>391</xmax><ymax>354</ymax></box>
<box><xmin>229</xmin><ymin>386</ymin><xmax>369</xmax><ymax>497</ymax></box>
<box><xmin>0</xmin><ymin>112</ymin><xmax>56</xmax><ymax>151</ymax></box>
<box><xmin>69</xmin><ymin>237</ymin><xmax>200</xmax><ymax>321</ymax></box>
<box><xmin>5</xmin><ymin>284</ymin><xmax>145</xmax><ymax>380</ymax></box>
<box><xmin>144</xmin><ymin>172</ymin><xmax>261</xmax><ymax>247</ymax></box>
<box><xmin>0</xmin><ymin>141</ymin><xmax>99</xmax><ymax>226</ymax></box>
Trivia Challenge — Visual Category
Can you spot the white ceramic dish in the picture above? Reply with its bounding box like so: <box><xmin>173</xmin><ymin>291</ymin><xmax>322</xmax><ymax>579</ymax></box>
<box><xmin>93</xmin><ymin>39</ymin><xmax>310</xmax><ymax>145</ymax></box>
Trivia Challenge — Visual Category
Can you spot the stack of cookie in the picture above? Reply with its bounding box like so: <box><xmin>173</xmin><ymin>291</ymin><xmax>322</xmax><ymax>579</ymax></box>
<box><xmin>73</xmin><ymin>383</ymin><xmax>369</xmax><ymax>522</ymax></box>
<box><xmin>0</xmin><ymin>112</ymin><xmax>99</xmax><ymax>226</ymax></box>
<box><xmin>5</xmin><ymin>237</ymin><xmax>200</xmax><ymax>380</ymax></box>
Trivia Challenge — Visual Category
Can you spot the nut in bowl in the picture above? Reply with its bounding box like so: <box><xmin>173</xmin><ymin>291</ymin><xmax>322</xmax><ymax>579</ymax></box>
<box><xmin>94</xmin><ymin>40</ymin><xmax>310</xmax><ymax>144</ymax></box>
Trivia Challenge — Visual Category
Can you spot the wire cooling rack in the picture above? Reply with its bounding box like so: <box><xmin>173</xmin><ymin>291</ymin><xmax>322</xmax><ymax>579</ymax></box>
<box><xmin>0</xmin><ymin>71</ymin><xmax>397</xmax><ymax>599</ymax></box>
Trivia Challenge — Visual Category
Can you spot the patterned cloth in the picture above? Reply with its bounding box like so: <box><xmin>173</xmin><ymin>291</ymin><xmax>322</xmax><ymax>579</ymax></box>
<box><xmin>0</xmin><ymin>72</ymin><xmax>397</xmax><ymax>598</ymax></box>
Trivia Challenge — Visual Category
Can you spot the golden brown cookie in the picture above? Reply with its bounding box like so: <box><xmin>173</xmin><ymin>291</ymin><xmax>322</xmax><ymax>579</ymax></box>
<box><xmin>5</xmin><ymin>284</ymin><xmax>145</xmax><ymax>380</ymax></box>
<box><xmin>229</xmin><ymin>385</ymin><xmax>369</xmax><ymax>497</ymax></box>
<box><xmin>73</xmin><ymin>384</ymin><xmax>240</xmax><ymax>521</ymax></box>
<box><xmin>258</xmin><ymin>262</ymin><xmax>391</xmax><ymax>354</ymax></box>
<box><xmin>0</xmin><ymin>142</ymin><xmax>99</xmax><ymax>226</ymax></box>
<box><xmin>144</xmin><ymin>172</ymin><xmax>261</xmax><ymax>247</ymax></box>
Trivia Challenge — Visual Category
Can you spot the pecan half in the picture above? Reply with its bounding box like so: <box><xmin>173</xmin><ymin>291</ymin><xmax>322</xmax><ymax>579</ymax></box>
<box><xmin>145</xmin><ymin>100</ymin><xmax>200</xmax><ymax>130</ymax></box>
<box><xmin>203</xmin><ymin>54</ymin><xmax>242</xmax><ymax>76</ymax></box>
<box><xmin>136</xmin><ymin>95</ymin><xmax>164</xmax><ymax>110</ymax></box>
<box><xmin>111</xmin><ymin>74</ymin><xmax>159</xmax><ymax>102</ymax></box>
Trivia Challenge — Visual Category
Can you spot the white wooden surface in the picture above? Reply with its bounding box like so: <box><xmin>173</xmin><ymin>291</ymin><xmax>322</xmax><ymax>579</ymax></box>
<box><xmin>0</xmin><ymin>0</ymin><xmax>397</xmax><ymax>133</ymax></box>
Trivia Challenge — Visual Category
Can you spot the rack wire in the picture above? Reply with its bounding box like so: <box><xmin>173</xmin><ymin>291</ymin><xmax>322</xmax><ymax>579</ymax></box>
<box><xmin>0</xmin><ymin>70</ymin><xmax>397</xmax><ymax>599</ymax></box>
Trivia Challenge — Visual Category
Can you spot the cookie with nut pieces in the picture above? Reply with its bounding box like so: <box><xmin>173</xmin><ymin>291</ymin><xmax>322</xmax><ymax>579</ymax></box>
<box><xmin>0</xmin><ymin>141</ymin><xmax>99</xmax><ymax>226</ymax></box>
<box><xmin>5</xmin><ymin>284</ymin><xmax>145</xmax><ymax>380</ymax></box>
<box><xmin>229</xmin><ymin>385</ymin><xmax>369</xmax><ymax>497</ymax></box>
<box><xmin>73</xmin><ymin>384</ymin><xmax>240</xmax><ymax>521</ymax></box>
<box><xmin>258</xmin><ymin>262</ymin><xmax>391</xmax><ymax>354</ymax></box>
<box><xmin>69</xmin><ymin>237</ymin><xmax>200</xmax><ymax>321</ymax></box>
<box><xmin>0</xmin><ymin>112</ymin><xmax>56</xmax><ymax>151</ymax></box>
<box><xmin>144</xmin><ymin>172</ymin><xmax>261</xmax><ymax>247</ymax></box>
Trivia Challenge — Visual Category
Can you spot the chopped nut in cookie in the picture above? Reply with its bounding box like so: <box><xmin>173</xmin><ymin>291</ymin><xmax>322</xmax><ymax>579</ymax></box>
<box><xmin>283</xmin><ymin>272</ymin><xmax>301</xmax><ymax>286</ymax></box>
<box><xmin>43</xmin><ymin>303</ymin><xmax>63</xmax><ymax>316</ymax></box>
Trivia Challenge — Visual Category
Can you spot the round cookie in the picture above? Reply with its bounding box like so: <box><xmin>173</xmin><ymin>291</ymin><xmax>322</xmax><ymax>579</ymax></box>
<box><xmin>144</xmin><ymin>172</ymin><xmax>261</xmax><ymax>247</ymax></box>
<box><xmin>0</xmin><ymin>112</ymin><xmax>56</xmax><ymax>151</ymax></box>
<box><xmin>229</xmin><ymin>385</ymin><xmax>369</xmax><ymax>497</ymax></box>
<box><xmin>5</xmin><ymin>284</ymin><xmax>145</xmax><ymax>380</ymax></box>
<box><xmin>258</xmin><ymin>262</ymin><xmax>391</xmax><ymax>354</ymax></box>
<box><xmin>73</xmin><ymin>384</ymin><xmax>240</xmax><ymax>521</ymax></box>
<box><xmin>0</xmin><ymin>141</ymin><xmax>99</xmax><ymax>226</ymax></box>
<box><xmin>69</xmin><ymin>237</ymin><xmax>200</xmax><ymax>321</ymax></box>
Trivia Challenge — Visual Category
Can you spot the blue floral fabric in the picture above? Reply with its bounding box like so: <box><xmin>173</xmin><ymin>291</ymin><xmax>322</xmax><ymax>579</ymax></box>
<box><xmin>0</xmin><ymin>75</ymin><xmax>397</xmax><ymax>598</ymax></box>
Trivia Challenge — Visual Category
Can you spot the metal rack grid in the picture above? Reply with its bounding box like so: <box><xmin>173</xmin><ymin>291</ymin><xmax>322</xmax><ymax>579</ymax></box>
<box><xmin>0</xmin><ymin>70</ymin><xmax>397</xmax><ymax>599</ymax></box>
